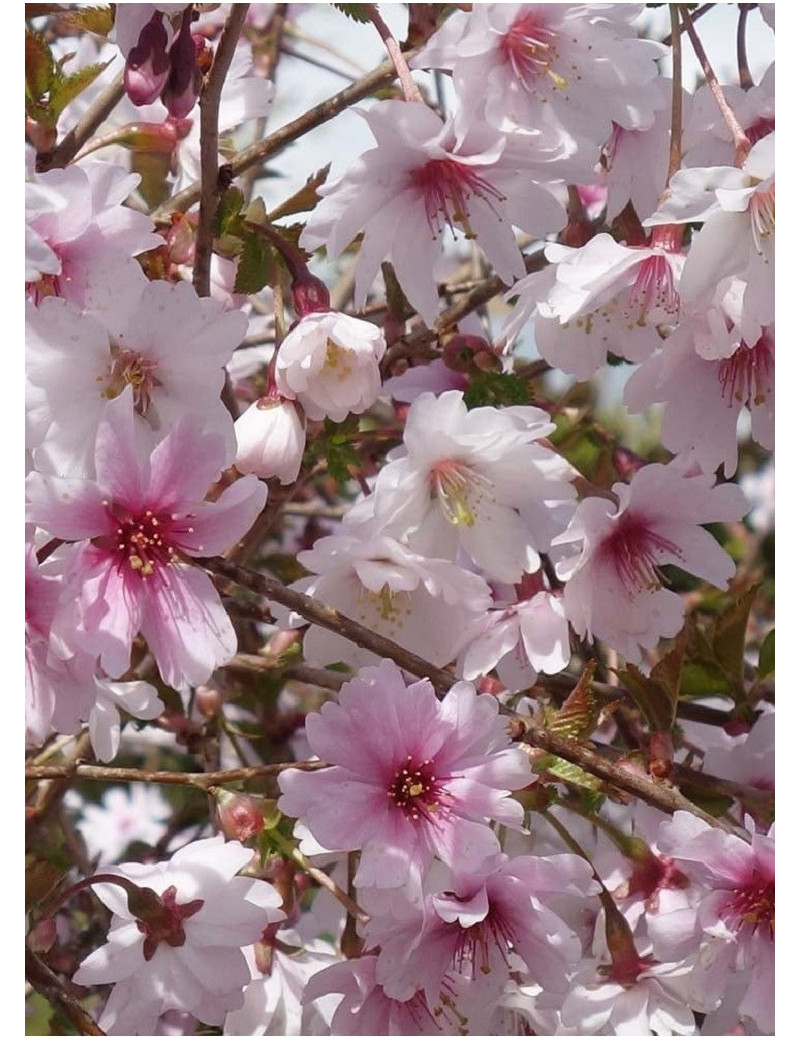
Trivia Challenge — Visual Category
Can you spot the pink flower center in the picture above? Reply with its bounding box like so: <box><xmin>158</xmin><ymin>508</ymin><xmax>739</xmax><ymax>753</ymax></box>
<box><xmin>102</xmin><ymin>344</ymin><xmax>163</xmax><ymax>415</ymax></box>
<box><xmin>387</xmin><ymin>755</ymin><xmax>444</xmax><ymax>821</ymax></box>
<box><xmin>717</xmin><ymin>331</ymin><xmax>774</xmax><ymax>410</ymax></box>
<box><xmin>600</xmin><ymin>511</ymin><xmax>682</xmax><ymax>596</ymax></box>
<box><xmin>500</xmin><ymin>11</ymin><xmax>565</xmax><ymax>93</ymax></box>
<box><xmin>101</xmin><ymin>504</ymin><xmax>194</xmax><ymax>578</ymax></box>
<box><xmin>408</xmin><ymin>159</ymin><xmax>505</xmax><ymax>240</ymax></box>
<box><xmin>450</xmin><ymin>904</ymin><xmax>517</xmax><ymax>978</ymax></box>
<box><xmin>745</xmin><ymin>116</ymin><xmax>775</xmax><ymax>147</ymax></box>
<box><xmin>136</xmin><ymin>884</ymin><xmax>205</xmax><ymax>961</ymax></box>
<box><xmin>721</xmin><ymin>867</ymin><xmax>774</xmax><ymax>941</ymax></box>
<box><xmin>626</xmin><ymin>253</ymin><xmax>680</xmax><ymax>327</ymax></box>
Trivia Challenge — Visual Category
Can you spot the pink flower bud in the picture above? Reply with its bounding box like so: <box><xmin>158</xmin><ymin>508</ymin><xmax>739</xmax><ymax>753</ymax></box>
<box><xmin>216</xmin><ymin>791</ymin><xmax>267</xmax><ymax>843</ymax></box>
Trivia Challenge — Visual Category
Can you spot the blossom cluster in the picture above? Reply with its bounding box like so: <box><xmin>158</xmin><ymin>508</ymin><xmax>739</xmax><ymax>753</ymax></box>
<box><xmin>25</xmin><ymin>3</ymin><xmax>774</xmax><ymax>1036</ymax></box>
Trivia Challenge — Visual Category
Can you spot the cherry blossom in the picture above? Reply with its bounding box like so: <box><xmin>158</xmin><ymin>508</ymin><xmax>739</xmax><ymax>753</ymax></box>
<box><xmin>278</xmin><ymin>659</ymin><xmax>532</xmax><ymax>889</ymax></box>
<box><xmin>26</xmin><ymin>394</ymin><xmax>267</xmax><ymax>688</ymax></box>
<box><xmin>553</xmin><ymin>463</ymin><xmax>746</xmax><ymax>664</ymax></box>
<box><xmin>234</xmin><ymin>394</ymin><xmax>306</xmax><ymax>484</ymax></box>
<box><xmin>72</xmin><ymin>836</ymin><xmax>285</xmax><ymax>1034</ymax></box>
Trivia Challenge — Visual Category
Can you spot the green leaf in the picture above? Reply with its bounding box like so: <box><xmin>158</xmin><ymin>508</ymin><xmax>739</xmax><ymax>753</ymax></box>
<box><xmin>536</xmin><ymin>755</ymin><xmax>603</xmax><ymax>792</ymax></box>
<box><xmin>758</xmin><ymin>628</ymin><xmax>775</xmax><ymax>678</ymax></box>
<box><xmin>268</xmin><ymin>164</ymin><xmax>331</xmax><ymax>221</ymax></box>
<box><xmin>547</xmin><ymin>663</ymin><xmax>601</xmax><ymax>740</ymax></box>
<box><xmin>25</xmin><ymin>31</ymin><xmax>55</xmax><ymax>107</ymax></box>
<box><xmin>617</xmin><ymin>632</ymin><xmax>685</xmax><ymax>731</ymax></box>
<box><xmin>213</xmin><ymin>185</ymin><xmax>246</xmax><ymax>238</ymax></box>
<box><xmin>57</xmin><ymin>5</ymin><xmax>114</xmax><ymax>36</ymax></box>
<box><xmin>463</xmin><ymin>371</ymin><xmax>530</xmax><ymax>409</ymax></box>
<box><xmin>332</xmin><ymin>2</ymin><xmax>374</xmax><ymax>24</ymax></box>
<box><xmin>234</xmin><ymin>232</ymin><xmax>276</xmax><ymax>294</ymax></box>
<box><xmin>47</xmin><ymin>60</ymin><xmax>111</xmax><ymax>123</ymax></box>
<box><xmin>712</xmin><ymin>581</ymin><xmax>760</xmax><ymax>687</ymax></box>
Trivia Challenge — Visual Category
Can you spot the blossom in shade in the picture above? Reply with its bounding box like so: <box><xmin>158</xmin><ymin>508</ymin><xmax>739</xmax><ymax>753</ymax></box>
<box><xmin>26</xmin><ymin>279</ymin><xmax>246</xmax><ymax>477</ymax></box>
<box><xmin>553</xmin><ymin>463</ymin><xmax>746</xmax><ymax>665</ymax></box>
<box><xmin>274</xmin><ymin>311</ymin><xmax>386</xmax><ymax>422</ymax></box>
<box><xmin>349</xmin><ymin>391</ymin><xmax>576</xmax><ymax>583</ymax></box>
<box><xmin>301</xmin><ymin>100</ymin><xmax>565</xmax><ymax>325</ymax></box>
<box><xmin>657</xmin><ymin>812</ymin><xmax>775</xmax><ymax>1033</ymax></box>
<box><xmin>278</xmin><ymin>659</ymin><xmax>532</xmax><ymax>889</ymax></box>
<box><xmin>72</xmin><ymin>836</ymin><xmax>285</xmax><ymax>1035</ymax></box>
<box><xmin>26</xmin><ymin>393</ymin><xmax>267</xmax><ymax>689</ymax></box>
<box><xmin>66</xmin><ymin>785</ymin><xmax>172</xmax><ymax>865</ymax></box>
<box><xmin>277</xmin><ymin>532</ymin><xmax>493</xmax><ymax>669</ymax></box>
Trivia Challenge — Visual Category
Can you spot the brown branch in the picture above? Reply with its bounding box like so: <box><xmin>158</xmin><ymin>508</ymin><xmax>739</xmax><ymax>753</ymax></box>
<box><xmin>678</xmin><ymin>4</ymin><xmax>750</xmax><ymax>164</ymax></box>
<box><xmin>193</xmin><ymin>3</ymin><xmax>251</xmax><ymax>296</ymax></box>
<box><xmin>25</xmin><ymin>948</ymin><xmax>106</xmax><ymax>1035</ymax></box>
<box><xmin>667</xmin><ymin>5</ymin><xmax>683</xmax><ymax>185</ymax></box>
<box><xmin>199</xmin><ymin>556</ymin><xmax>457</xmax><ymax>694</ymax></box>
<box><xmin>38</xmin><ymin>71</ymin><xmax>125</xmax><ymax>171</ymax></box>
<box><xmin>364</xmin><ymin>4</ymin><xmax>424</xmax><ymax>103</ymax></box>
<box><xmin>25</xmin><ymin>760</ymin><xmax>327</xmax><ymax>788</ymax></box>
<box><xmin>516</xmin><ymin>721</ymin><xmax>737</xmax><ymax>833</ymax></box>
<box><xmin>152</xmin><ymin>48</ymin><xmax>420</xmax><ymax>222</ymax></box>
<box><xmin>737</xmin><ymin>4</ymin><xmax>756</xmax><ymax>90</ymax></box>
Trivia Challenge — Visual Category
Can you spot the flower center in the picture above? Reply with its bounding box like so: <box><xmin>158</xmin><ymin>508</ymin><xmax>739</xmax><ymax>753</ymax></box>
<box><xmin>600</xmin><ymin>511</ymin><xmax>682</xmax><ymax>597</ymax></box>
<box><xmin>749</xmin><ymin>180</ymin><xmax>775</xmax><ymax>247</ymax></box>
<box><xmin>101</xmin><ymin>343</ymin><xmax>162</xmax><ymax>415</ymax></box>
<box><xmin>135</xmin><ymin>884</ymin><xmax>205</xmax><ymax>962</ymax></box>
<box><xmin>451</xmin><ymin>906</ymin><xmax>517</xmax><ymax>978</ymax></box>
<box><xmin>717</xmin><ymin>331</ymin><xmax>774</xmax><ymax>409</ymax></box>
<box><xmin>322</xmin><ymin>338</ymin><xmax>355</xmax><ymax>380</ymax></box>
<box><xmin>429</xmin><ymin>459</ymin><xmax>491</xmax><ymax>527</ymax></box>
<box><xmin>387</xmin><ymin>755</ymin><xmax>442</xmax><ymax>820</ymax></box>
<box><xmin>722</xmin><ymin>868</ymin><xmax>774</xmax><ymax>941</ymax></box>
<box><xmin>100</xmin><ymin>503</ymin><xmax>193</xmax><ymax>578</ymax></box>
<box><xmin>408</xmin><ymin>159</ymin><xmax>505</xmax><ymax>240</ymax></box>
<box><xmin>500</xmin><ymin>11</ymin><xmax>566</xmax><ymax>92</ymax></box>
<box><xmin>745</xmin><ymin>116</ymin><xmax>775</xmax><ymax>147</ymax></box>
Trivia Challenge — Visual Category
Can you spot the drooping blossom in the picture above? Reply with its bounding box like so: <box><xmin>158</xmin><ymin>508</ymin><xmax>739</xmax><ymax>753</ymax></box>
<box><xmin>646</xmin><ymin>132</ymin><xmax>775</xmax><ymax>329</ymax></box>
<box><xmin>301</xmin><ymin>100</ymin><xmax>565</xmax><ymax>325</ymax></box>
<box><xmin>656</xmin><ymin>812</ymin><xmax>775</xmax><ymax>1033</ymax></box>
<box><xmin>276</xmin><ymin>532</ymin><xmax>493</xmax><ymax>669</ymax></box>
<box><xmin>114</xmin><ymin>4</ymin><xmax>199</xmax><ymax>117</ymax></box>
<box><xmin>553</xmin><ymin>463</ymin><xmax>746</xmax><ymax>665</ymax></box>
<box><xmin>234</xmin><ymin>394</ymin><xmax>306</xmax><ymax>484</ymax></box>
<box><xmin>72</xmin><ymin>836</ymin><xmax>285</xmax><ymax>1035</ymax></box>
<box><xmin>625</xmin><ymin>303</ymin><xmax>774</xmax><ymax>479</ymax></box>
<box><xmin>347</xmin><ymin>391</ymin><xmax>576</xmax><ymax>583</ymax></box>
<box><xmin>26</xmin><ymin>393</ymin><xmax>267</xmax><ymax>689</ymax></box>
<box><xmin>412</xmin><ymin>4</ymin><xmax>666</xmax><ymax>169</ymax></box>
<box><xmin>26</xmin><ymin>279</ymin><xmax>246</xmax><ymax>477</ymax></box>
<box><xmin>274</xmin><ymin>311</ymin><xmax>386</xmax><ymax>423</ymax></box>
<box><xmin>278</xmin><ymin>659</ymin><xmax>532</xmax><ymax>888</ymax></box>
<box><xmin>502</xmin><ymin>229</ymin><xmax>685</xmax><ymax>381</ymax></box>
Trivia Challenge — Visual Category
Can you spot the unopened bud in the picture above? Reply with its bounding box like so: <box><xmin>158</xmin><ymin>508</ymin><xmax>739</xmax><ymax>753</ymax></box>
<box><xmin>443</xmin><ymin>333</ymin><xmax>490</xmax><ymax>373</ymax></box>
<box><xmin>125</xmin><ymin>13</ymin><xmax>171</xmax><ymax>107</ymax></box>
<box><xmin>216</xmin><ymin>791</ymin><xmax>267</xmax><ymax>843</ymax></box>
<box><xmin>291</xmin><ymin>274</ymin><xmax>331</xmax><ymax>317</ymax></box>
<box><xmin>194</xmin><ymin>684</ymin><xmax>223</xmax><ymax>718</ymax></box>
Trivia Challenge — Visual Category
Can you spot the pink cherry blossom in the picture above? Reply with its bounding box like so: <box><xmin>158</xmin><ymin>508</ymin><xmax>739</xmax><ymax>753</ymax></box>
<box><xmin>26</xmin><ymin>393</ymin><xmax>267</xmax><ymax>689</ymax></box>
<box><xmin>278</xmin><ymin>659</ymin><xmax>532</xmax><ymax>889</ymax></box>
<box><xmin>72</xmin><ymin>836</ymin><xmax>285</xmax><ymax>1034</ymax></box>
<box><xmin>553</xmin><ymin>463</ymin><xmax>746</xmax><ymax>665</ymax></box>
<box><xmin>234</xmin><ymin>394</ymin><xmax>306</xmax><ymax>484</ymax></box>
<box><xmin>301</xmin><ymin>100</ymin><xmax>564</xmax><ymax>325</ymax></box>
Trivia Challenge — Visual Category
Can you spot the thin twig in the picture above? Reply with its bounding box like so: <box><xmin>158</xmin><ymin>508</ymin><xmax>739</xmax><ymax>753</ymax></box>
<box><xmin>25</xmin><ymin>760</ymin><xmax>327</xmax><ymax>787</ymax></box>
<box><xmin>194</xmin><ymin>4</ymin><xmax>251</xmax><ymax>296</ymax></box>
<box><xmin>678</xmin><ymin>4</ymin><xmax>751</xmax><ymax>164</ymax></box>
<box><xmin>737</xmin><ymin>4</ymin><xmax>755</xmax><ymax>90</ymax></box>
<box><xmin>667</xmin><ymin>5</ymin><xmax>683</xmax><ymax>184</ymax></box>
<box><xmin>658</xmin><ymin>3</ymin><xmax>715</xmax><ymax>45</ymax></box>
<box><xmin>152</xmin><ymin>49</ymin><xmax>419</xmax><ymax>221</ymax></box>
<box><xmin>25</xmin><ymin>948</ymin><xmax>106</xmax><ymax>1035</ymax></box>
<box><xmin>516</xmin><ymin>721</ymin><xmax>737</xmax><ymax>833</ymax></box>
<box><xmin>199</xmin><ymin>556</ymin><xmax>457</xmax><ymax>694</ymax></box>
<box><xmin>365</xmin><ymin>4</ymin><xmax>424</xmax><ymax>103</ymax></box>
<box><xmin>38</xmin><ymin>71</ymin><xmax>125</xmax><ymax>171</ymax></box>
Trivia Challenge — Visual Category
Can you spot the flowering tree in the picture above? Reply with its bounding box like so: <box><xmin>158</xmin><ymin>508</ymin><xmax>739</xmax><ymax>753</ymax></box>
<box><xmin>25</xmin><ymin>3</ymin><xmax>775</xmax><ymax>1035</ymax></box>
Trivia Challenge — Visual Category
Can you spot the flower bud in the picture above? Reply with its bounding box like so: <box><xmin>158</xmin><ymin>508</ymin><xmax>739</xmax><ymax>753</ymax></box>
<box><xmin>216</xmin><ymin>791</ymin><xmax>267</xmax><ymax>843</ymax></box>
<box><xmin>291</xmin><ymin>273</ymin><xmax>331</xmax><ymax>317</ymax></box>
<box><xmin>234</xmin><ymin>395</ymin><xmax>306</xmax><ymax>484</ymax></box>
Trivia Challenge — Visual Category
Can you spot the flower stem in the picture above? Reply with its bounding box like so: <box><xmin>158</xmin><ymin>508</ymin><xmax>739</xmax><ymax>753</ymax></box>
<box><xmin>364</xmin><ymin>4</ymin><xmax>424</xmax><ymax>104</ymax></box>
